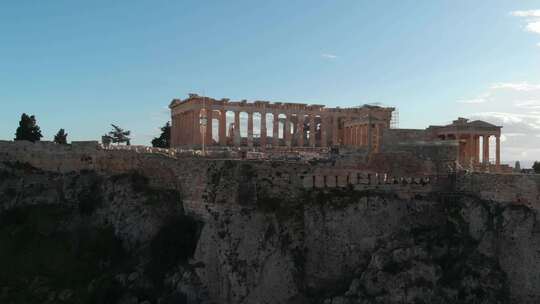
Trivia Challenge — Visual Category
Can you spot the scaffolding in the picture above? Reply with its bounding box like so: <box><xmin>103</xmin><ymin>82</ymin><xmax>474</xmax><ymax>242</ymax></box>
<box><xmin>390</xmin><ymin>107</ymin><xmax>399</xmax><ymax>129</ymax></box>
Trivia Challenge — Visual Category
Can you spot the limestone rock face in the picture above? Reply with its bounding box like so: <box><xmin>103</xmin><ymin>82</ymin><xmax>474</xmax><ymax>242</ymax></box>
<box><xmin>192</xmin><ymin>183</ymin><xmax>539</xmax><ymax>304</ymax></box>
<box><xmin>1</xmin><ymin>160</ymin><xmax>540</xmax><ymax>304</ymax></box>
<box><xmin>0</xmin><ymin>162</ymin><xmax>207</xmax><ymax>304</ymax></box>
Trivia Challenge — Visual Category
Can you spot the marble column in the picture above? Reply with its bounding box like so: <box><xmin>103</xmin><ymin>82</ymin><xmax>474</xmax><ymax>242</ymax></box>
<box><xmin>297</xmin><ymin>113</ymin><xmax>304</xmax><ymax>147</ymax></box>
<box><xmin>234</xmin><ymin>111</ymin><xmax>240</xmax><ymax>146</ymax></box>
<box><xmin>367</xmin><ymin>123</ymin><xmax>373</xmax><ymax>152</ymax></box>
<box><xmin>468</xmin><ymin>134</ymin><xmax>474</xmax><ymax>164</ymax></box>
<box><xmin>320</xmin><ymin>115</ymin><xmax>327</xmax><ymax>147</ymax></box>
<box><xmin>247</xmin><ymin>111</ymin><xmax>254</xmax><ymax>147</ymax></box>
<box><xmin>360</xmin><ymin>125</ymin><xmax>365</xmax><ymax>146</ymax></box>
<box><xmin>483</xmin><ymin>135</ymin><xmax>490</xmax><ymax>164</ymax></box>
<box><xmin>273</xmin><ymin>113</ymin><xmax>279</xmax><ymax>146</ymax></box>
<box><xmin>204</xmin><ymin>108</ymin><xmax>213</xmax><ymax>146</ymax></box>
<box><xmin>332</xmin><ymin>116</ymin><xmax>339</xmax><ymax>146</ymax></box>
<box><xmin>219</xmin><ymin>109</ymin><xmax>226</xmax><ymax>146</ymax></box>
<box><xmin>309</xmin><ymin>115</ymin><xmax>316</xmax><ymax>147</ymax></box>
<box><xmin>474</xmin><ymin>135</ymin><xmax>480</xmax><ymax>164</ymax></box>
<box><xmin>355</xmin><ymin>126</ymin><xmax>360</xmax><ymax>146</ymax></box>
<box><xmin>285</xmin><ymin>114</ymin><xmax>291</xmax><ymax>147</ymax></box>
<box><xmin>260</xmin><ymin>112</ymin><xmax>267</xmax><ymax>149</ymax></box>
<box><xmin>192</xmin><ymin>109</ymin><xmax>201</xmax><ymax>146</ymax></box>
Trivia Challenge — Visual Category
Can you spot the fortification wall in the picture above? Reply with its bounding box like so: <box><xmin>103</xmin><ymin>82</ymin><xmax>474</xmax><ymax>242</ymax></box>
<box><xmin>456</xmin><ymin>172</ymin><xmax>540</xmax><ymax>210</ymax></box>
<box><xmin>0</xmin><ymin>141</ymin><xmax>311</xmax><ymax>218</ymax></box>
<box><xmin>2</xmin><ymin>140</ymin><xmax>539</xmax><ymax>214</ymax></box>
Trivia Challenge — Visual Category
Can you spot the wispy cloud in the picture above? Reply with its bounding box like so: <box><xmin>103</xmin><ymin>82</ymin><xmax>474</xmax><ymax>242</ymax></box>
<box><xmin>491</xmin><ymin>82</ymin><xmax>540</xmax><ymax>91</ymax></box>
<box><xmin>511</xmin><ymin>10</ymin><xmax>540</xmax><ymax>18</ymax></box>
<box><xmin>321</xmin><ymin>53</ymin><xmax>338</xmax><ymax>60</ymax></box>
<box><xmin>459</xmin><ymin>82</ymin><xmax>540</xmax><ymax>163</ymax></box>
<box><xmin>504</xmin><ymin>133</ymin><xmax>527</xmax><ymax>137</ymax></box>
<box><xmin>511</xmin><ymin>9</ymin><xmax>540</xmax><ymax>35</ymax></box>
<box><xmin>456</xmin><ymin>92</ymin><xmax>491</xmax><ymax>104</ymax></box>
<box><xmin>526</xmin><ymin>21</ymin><xmax>540</xmax><ymax>34</ymax></box>
<box><xmin>515</xmin><ymin>100</ymin><xmax>540</xmax><ymax>109</ymax></box>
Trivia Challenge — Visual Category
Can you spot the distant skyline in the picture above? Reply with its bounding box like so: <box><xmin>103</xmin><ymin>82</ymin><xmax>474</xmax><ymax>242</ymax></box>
<box><xmin>1</xmin><ymin>1</ymin><xmax>540</xmax><ymax>165</ymax></box>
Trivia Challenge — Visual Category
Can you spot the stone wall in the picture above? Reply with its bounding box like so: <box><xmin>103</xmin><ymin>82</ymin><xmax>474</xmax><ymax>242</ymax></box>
<box><xmin>2</xmin><ymin>140</ymin><xmax>539</xmax><ymax>212</ymax></box>
<box><xmin>381</xmin><ymin>129</ymin><xmax>429</xmax><ymax>146</ymax></box>
<box><xmin>456</xmin><ymin>172</ymin><xmax>540</xmax><ymax>211</ymax></box>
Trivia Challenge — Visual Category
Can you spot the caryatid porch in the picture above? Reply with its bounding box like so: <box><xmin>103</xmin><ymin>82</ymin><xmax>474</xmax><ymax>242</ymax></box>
<box><xmin>169</xmin><ymin>94</ymin><xmax>394</xmax><ymax>150</ymax></box>
<box><xmin>428</xmin><ymin>118</ymin><xmax>502</xmax><ymax>167</ymax></box>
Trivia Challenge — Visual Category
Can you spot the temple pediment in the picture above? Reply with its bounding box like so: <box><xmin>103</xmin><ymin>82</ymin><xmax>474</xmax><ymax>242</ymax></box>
<box><xmin>466</xmin><ymin>120</ymin><xmax>500</xmax><ymax>129</ymax></box>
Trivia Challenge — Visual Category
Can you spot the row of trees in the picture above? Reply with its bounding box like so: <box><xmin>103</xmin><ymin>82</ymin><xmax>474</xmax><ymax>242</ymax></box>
<box><xmin>14</xmin><ymin>113</ymin><xmax>67</xmax><ymax>144</ymax></box>
<box><xmin>13</xmin><ymin>113</ymin><xmax>171</xmax><ymax>148</ymax></box>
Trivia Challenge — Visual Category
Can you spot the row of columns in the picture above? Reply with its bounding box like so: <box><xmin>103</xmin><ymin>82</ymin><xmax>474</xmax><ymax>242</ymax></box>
<box><xmin>343</xmin><ymin>123</ymin><xmax>383</xmax><ymax>152</ymax></box>
<box><xmin>461</xmin><ymin>133</ymin><xmax>501</xmax><ymax>166</ymax></box>
<box><xmin>229</xmin><ymin>111</ymin><xmax>324</xmax><ymax>147</ymax></box>
<box><xmin>173</xmin><ymin>108</ymin><xmax>347</xmax><ymax>148</ymax></box>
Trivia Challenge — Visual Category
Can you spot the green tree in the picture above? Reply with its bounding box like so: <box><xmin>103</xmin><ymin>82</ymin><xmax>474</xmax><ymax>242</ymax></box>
<box><xmin>151</xmin><ymin>122</ymin><xmax>171</xmax><ymax>148</ymax></box>
<box><xmin>53</xmin><ymin>129</ymin><xmax>68</xmax><ymax>144</ymax></box>
<box><xmin>106</xmin><ymin>124</ymin><xmax>131</xmax><ymax>145</ymax></box>
<box><xmin>14</xmin><ymin>113</ymin><xmax>43</xmax><ymax>142</ymax></box>
<box><xmin>533</xmin><ymin>161</ymin><xmax>540</xmax><ymax>174</ymax></box>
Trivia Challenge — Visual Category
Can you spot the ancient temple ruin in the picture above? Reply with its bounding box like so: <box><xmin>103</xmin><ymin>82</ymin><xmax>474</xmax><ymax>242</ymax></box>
<box><xmin>170</xmin><ymin>94</ymin><xmax>505</xmax><ymax>172</ymax></box>
<box><xmin>169</xmin><ymin>94</ymin><xmax>393</xmax><ymax>150</ymax></box>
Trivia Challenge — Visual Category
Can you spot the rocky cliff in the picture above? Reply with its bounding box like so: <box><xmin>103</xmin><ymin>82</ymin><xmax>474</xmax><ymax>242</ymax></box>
<box><xmin>1</xmin><ymin>156</ymin><xmax>539</xmax><ymax>304</ymax></box>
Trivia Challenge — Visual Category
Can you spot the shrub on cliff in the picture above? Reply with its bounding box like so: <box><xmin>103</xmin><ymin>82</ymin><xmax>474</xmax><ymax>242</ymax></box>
<box><xmin>103</xmin><ymin>124</ymin><xmax>131</xmax><ymax>146</ymax></box>
<box><xmin>14</xmin><ymin>113</ymin><xmax>43</xmax><ymax>142</ymax></box>
<box><xmin>53</xmin><ymin>128</ymin><xmax>68</xmax><ymax>144</ymax></box>
<box><xmin>151</xmin><ymin>122</ymin><xmax>171</xmax><ymax>148</ymax></box>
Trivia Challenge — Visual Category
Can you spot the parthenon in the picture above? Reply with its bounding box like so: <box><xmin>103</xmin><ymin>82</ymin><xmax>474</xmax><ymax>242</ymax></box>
<box><xmin>169</xmin><ymin>94</ymin><xmax>394</xmax><ymax>151</ymax></box>
<box><xmin>170</xmin><ymin>94</ymin><xmax>504</xmax><ymax>171</ymax></box>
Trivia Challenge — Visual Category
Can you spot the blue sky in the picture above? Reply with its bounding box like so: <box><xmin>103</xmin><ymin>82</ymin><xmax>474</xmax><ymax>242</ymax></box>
<box><xmin>1</xmin><ymin>1</ymin><xmax>540</xmax><ymax>163</ymax></box>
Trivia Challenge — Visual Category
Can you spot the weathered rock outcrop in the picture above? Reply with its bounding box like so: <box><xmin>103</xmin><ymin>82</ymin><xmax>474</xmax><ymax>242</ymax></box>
<box><xmin>0</xmin><ymin>162</ymin><xmax>207</xmax><ymax>304</ymax></box>
<box><xmin>193</xmin><ymin>186</ymin><xmax>539</xmax><ymax>304</ymax></box>
<box><xmin>1</xmin><ymin>149</ymin><xmax>540</xmax><ymax>303</ymax></box>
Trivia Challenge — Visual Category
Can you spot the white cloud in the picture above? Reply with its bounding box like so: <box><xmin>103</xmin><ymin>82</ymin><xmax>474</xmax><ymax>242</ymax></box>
<box><xmin>321</xmin><ymin>53</ymin><xmax>338</xmax><ymax>59</ymax></box>
<box><xmin>511</xmin><ymin>9</ymin><xmax>540</xmax><ymax>38</ymax></box>
<box><xmin>460</xmin><ymin>81</ymin><xmax>540</xmax><ymax>163</ymax></box>
<box><xmin>511</xmin><ymin>10</ymin><xmax>540</xmax><ymax>17</ymax></box>
<box><xmin>490</xmin><ymin>82</ymin><xmax>540</xmax><ymax>91</ymax></box>
<box><xmin>515</xmin><ymin>100</ymin><xmax>540</xmax><ymax>109</ymax></box>
<box><xmin>527</xmin><ymin>20</ymin><xmax>540</xmax><ymax>34</ymax></box>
